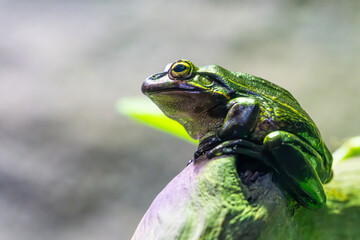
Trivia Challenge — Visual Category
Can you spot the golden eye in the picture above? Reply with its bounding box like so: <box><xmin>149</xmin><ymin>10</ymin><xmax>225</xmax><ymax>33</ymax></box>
<box><xmin>169</xmin><ymin>60</ymin><xmax>193</xmax><ymax>80</ymax></box>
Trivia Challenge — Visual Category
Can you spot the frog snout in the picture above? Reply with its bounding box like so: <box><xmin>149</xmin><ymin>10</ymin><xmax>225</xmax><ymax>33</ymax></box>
<box><xmin>141</xmin><ymin>72</ymin><xmax>171</xmax><ymax>94</ymax></box>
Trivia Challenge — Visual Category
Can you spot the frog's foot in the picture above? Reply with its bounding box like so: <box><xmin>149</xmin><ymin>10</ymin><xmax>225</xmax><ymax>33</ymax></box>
<box><xmin>194</xmin><ymin>136</ymin><xmax>221</xmax><ymax>158</ymax></box>
<box><xmin>206</xmin><ymin>138</ymin><xmax>265</xmax><ymax>160</ymax></box>
<box><xmin>263</xmin><ymin>131</ymin><xmax>327</xmax><ymax>209</ymax></box>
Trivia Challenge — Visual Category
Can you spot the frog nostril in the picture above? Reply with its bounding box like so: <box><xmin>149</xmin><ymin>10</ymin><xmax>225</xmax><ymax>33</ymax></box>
<box><xmin>150</xmin><ymin>72</ymin><xmax>167</xmax><ymax>80</ymax></box>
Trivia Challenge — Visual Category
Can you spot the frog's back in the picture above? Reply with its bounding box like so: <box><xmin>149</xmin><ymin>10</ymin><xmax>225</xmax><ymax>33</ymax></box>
<box><xmin>232</xmin><ymin>72</ymin><xmax>304</xmax><ymax>113</ymax></box>
<box><xmin>212</xmin><ymin>67</ymin><xmax>325</xmax><ymax>148</ymax></box>
<box><xmin>230</xmin><ymin>72</ymin><xmax>318</xmax><ymax>137</ymax></box>
<box><xmin>202</xmin><ymin>65</ymin><xmax>319</xmax><ymax>133</ymax></box>
<box><xmin>202</xmin><ymin>65</ymin><xmax>309</xmax><ymax>119</ymax></box>
<box><xmin>200</xmin><ymin>65</ymin><xmax>303</xmax><ymax>112</ymax></box>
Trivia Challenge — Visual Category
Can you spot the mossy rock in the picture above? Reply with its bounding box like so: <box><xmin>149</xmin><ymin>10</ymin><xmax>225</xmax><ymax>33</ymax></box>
<box><xmin>132</xmin><ymin>154</ymin><xmax>360</xmax><ymax>240</ymax></box>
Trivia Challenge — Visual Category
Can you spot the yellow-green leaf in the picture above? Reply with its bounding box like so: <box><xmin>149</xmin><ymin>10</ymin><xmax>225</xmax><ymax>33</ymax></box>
<box><xmin>116</xmin><ymin>97</ymin><xmax>198</xmax><ymax>145</ymax></box>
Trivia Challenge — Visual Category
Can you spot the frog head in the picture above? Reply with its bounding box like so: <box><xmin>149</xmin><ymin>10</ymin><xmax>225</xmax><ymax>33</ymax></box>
<box><xmin>142</xmin><ymin>60</ymin><xmax>235</xmax><ymax>140</ymax></box>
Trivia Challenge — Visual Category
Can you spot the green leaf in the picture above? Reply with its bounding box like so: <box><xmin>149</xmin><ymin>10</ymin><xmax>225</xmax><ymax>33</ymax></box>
<box><xmin>116</xmin><ymin>97</ymin><xmax>198</xmax><ymax>145</ymax></box>
<box><xmin>332</xmin><ymin>136</ymin><xmax>360</xmax><ymax>164</ymax></box>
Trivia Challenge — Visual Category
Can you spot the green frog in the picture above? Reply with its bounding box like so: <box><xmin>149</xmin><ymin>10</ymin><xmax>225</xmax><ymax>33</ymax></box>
<box><xmin>142</xmin><ymin>59</ymin><xmax>333</xmax><ymax>209</ymax></box>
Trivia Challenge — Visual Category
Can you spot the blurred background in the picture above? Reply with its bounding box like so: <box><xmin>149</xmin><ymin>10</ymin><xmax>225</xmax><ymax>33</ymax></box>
<box><xmin>1</xmin><ymin>0</ymin><xmax>360</xmax><ymax>239</ymax></box>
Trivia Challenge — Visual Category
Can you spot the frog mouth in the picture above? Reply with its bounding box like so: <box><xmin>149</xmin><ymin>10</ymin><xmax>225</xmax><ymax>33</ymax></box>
<box><xmin>145</xmin><ymin>88</ymin><xmax>202</xmax><ymax>94</ymax></box>
<box><xmin>141</xmin><ymin>76</ymin><xmax>204</xmax><ymax>95</ymax></box>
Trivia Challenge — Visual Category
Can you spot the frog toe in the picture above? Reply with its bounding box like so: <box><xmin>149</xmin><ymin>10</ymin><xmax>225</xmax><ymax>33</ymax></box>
<box><xmin>206</xmin><ymin>139</ymin><xmax>264</xmax><ymax>160</ymax></box>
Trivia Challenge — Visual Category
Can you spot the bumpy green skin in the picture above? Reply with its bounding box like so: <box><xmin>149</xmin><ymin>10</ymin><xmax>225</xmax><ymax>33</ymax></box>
<box><xmin>142</xmin><ymin>60</ymin><xmax>333</xmax><ymax>209</ymax></box>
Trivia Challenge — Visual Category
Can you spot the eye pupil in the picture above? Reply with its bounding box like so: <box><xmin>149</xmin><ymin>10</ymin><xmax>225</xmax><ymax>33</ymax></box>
<box><xmin>173</xmin><ymin>64</ymin><xmax>187</xmax><ymax>73</ymax></box>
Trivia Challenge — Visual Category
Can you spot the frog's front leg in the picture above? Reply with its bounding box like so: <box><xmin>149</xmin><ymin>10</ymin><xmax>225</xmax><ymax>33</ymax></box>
<box><xmin>263</xmin><ymin>131</ymin><xmax>326</xmax><ymax>209</ymax></box>
<box><xmin>194</xmin><ymin>97</ymin><xmax>260</xmax><ymax>158</ymax></box>
<box><xmin>217</xmin><ymin>97</ymin><xmax>260</xmax><ymax>141</ymax></box>
<box><xmin>204</xmin><ymin>97</ymin><xmax>262</xmax><ymax>159</ymax></box>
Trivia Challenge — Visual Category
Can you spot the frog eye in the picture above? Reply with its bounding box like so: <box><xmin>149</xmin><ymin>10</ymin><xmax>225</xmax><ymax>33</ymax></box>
<box><xmin>169</xmin><ymin>60</ymin><xmax>193</xmax><ymax>80</ymax></box>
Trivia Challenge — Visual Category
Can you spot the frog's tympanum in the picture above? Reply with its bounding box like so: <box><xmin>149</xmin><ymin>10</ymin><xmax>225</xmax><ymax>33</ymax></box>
<box><xmin>142</xmin><ymin>60</ymin><xmax>333</xmax><ymax>209</ymax></box>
